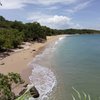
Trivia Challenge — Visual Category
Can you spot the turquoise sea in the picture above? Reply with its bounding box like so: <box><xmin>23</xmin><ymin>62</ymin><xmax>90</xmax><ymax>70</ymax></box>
<box><xmin>29</xmin><ymin>34</ymin><xmax>100</xmax><ymax>100</ymax></box>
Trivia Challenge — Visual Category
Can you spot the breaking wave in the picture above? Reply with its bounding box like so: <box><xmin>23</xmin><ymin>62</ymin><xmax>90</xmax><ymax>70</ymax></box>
<box><xmin>28</xmin><ymin>36</ymin><xmax>65</xmax><ymax>100</ymax></box>
<box><xmin>29</xmin><ymin>64</ymin><xmax>57</xmax><ymax>100</ymax></box>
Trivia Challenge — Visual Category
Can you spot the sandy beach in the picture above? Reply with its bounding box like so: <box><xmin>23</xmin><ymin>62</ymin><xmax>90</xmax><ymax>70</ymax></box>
<box><xmin>0</xmin><ymin>35</ymin><xmax>62</xmax><ymax>84</ymax></box>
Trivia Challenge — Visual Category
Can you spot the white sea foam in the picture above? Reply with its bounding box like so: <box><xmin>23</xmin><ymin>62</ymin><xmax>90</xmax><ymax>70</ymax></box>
<box><xmin>29</xmin><ymin>64</ymin><xmax>57</xmax><ymax>100</ymax></box>
<box><xmin>28</xmin><ymin>36</ymin><xmax>65</xmax><ymax>100</ymax></box>
<box><xmin>54</xmin><ymin>36</ymin><xmax>65</xmax><ymax>46</ymax></box>
<box><xmin>59</xmin><ymin>36</ymin><xmax>65</xmax><ymax>41</ymax></box>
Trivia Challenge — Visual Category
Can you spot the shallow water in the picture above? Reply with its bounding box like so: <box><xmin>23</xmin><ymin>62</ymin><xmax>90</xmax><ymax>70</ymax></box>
<box><xmin>28</xmin><ymin>38</ymin><xmax>60</xmax><ymax>100</ymax></box>
<box><xmin>51</xmin><ymin>34</ymin><xmax>100</xmax><ymax>100</ymax></box>
<box><xmin>29</xmin><ymin>34</ymin><xmax>100</xmax><ymax>100</ymax></box>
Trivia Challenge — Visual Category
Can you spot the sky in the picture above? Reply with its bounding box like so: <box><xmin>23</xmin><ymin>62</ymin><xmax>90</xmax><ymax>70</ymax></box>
<box><xmin>0</xmin><ymin>0</ymin><xmax>100</xmax><ymax>30</ymax></box>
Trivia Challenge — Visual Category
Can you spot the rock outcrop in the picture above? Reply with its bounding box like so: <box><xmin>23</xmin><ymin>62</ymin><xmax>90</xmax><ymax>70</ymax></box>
<box><xmin>30</xmin><ymin>86</ymin><xmax>39</xmax><ymax>98</ymax></box>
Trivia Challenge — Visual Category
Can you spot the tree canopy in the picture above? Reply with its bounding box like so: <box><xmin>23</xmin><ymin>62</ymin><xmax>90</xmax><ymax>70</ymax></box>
<box><xmin>0</xmin><ymin>16</ymin><xmax>100</xmax><ymax>52</ymax></box>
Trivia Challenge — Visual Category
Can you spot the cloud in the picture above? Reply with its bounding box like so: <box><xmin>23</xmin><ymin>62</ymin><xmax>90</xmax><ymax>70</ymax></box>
<box><xmin>33</xmin><ymin>0</ymin><xmax>78</xmax><ymax>5</ymax></box>
<box><xmin>0</xmin><ymin>0</ymin><xmax>78</xmax><ymax>9</ymax></box>
<box><xmin>27</xmin><ymin>13</ymin><xmax>81</xmax><ymax>29</ymax></box>
<box><xmin>66</xmin><ymin>0</ymin><xmax>92</xmax><ymax>14</ymax></box>
<box><xmin>0</xmin><ymin>0</ymin><xmax>27</xmax><ymax>9</ymax></box>
<box><xmin>46</xmin><ymin>6</ymin><xmax>59</xmax><ymax>10</ymax></box>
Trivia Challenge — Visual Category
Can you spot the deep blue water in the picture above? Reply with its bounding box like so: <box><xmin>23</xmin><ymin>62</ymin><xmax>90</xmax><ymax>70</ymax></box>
<box><xmin>50</xmin><ymin>34</ymin><xmax>100</xmax><ymax>100</ymax></box>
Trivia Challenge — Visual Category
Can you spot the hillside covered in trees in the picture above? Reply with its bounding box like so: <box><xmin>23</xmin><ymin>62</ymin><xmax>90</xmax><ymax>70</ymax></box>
<box><xmin>0</xmin><ymin>16</ymin><xmax>100</xmax><ymax>51</ymax></box>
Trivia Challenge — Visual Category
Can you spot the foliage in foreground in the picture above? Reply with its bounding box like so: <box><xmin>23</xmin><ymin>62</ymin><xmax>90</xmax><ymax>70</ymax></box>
<box><xmin>72</xmin><ymin>87</ymin><xmax>100</xmax><ymax>100</ymax></box>
<box><xmin>16</xmin><ymin>85</ymin><xmax>40</xmax><ymax>100</ymax></box>
<box><xmin>15</xmin><ymin>89</ymin><xmax>31</xmax><ymax>100</ymax></box>
<box><xmin>0</xmin><ymin>72</ymin><xmax>24</xmax><ymax>100</ymax></box>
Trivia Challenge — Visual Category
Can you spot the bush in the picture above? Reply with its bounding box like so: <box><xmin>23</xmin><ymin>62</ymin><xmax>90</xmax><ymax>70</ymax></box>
<box><xmin>0</xmin><ymin>73</ymin><xmax>24</xmax><ymax>100</ymax></box>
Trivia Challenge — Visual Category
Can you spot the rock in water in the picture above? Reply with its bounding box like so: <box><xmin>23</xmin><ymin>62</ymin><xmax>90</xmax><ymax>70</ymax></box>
<box><xmin>30</xmin><ymin>86</ymin><xmax>39</xmax><ymax>98</ymax></box>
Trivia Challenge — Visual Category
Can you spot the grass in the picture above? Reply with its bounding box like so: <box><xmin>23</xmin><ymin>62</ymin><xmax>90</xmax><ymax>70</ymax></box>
<box><xmin>72</xmin><ymin>87</ymin><xmax>92</xmax><ymax>100</ymax></box>
<box><xmin>16</xmin><ymin>86</ymin><xmax>99</xmax><ymax>100</ymax></box>
<box><xmin>15</xmin><ymin>90</ymin><xmax>31</xmax><ymax>100</ymax></box>
<box><xmin>15</xmin><ymin>85</ymin><xmax>32</xmax><ymax>100</ymax></box>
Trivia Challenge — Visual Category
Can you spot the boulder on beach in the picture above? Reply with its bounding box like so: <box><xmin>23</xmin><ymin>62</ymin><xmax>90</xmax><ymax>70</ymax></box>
<box><xmin>30</xmin><ymin>86</ymin><xmax>39</xmax><ymax>98</ymax></box>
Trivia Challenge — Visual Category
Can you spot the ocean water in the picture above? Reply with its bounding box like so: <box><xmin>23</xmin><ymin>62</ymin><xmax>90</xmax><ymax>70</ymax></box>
<box><xmin>29</xmin><ymin>34</ymin><xmax>100</xmax><ymax>100</ymax></box>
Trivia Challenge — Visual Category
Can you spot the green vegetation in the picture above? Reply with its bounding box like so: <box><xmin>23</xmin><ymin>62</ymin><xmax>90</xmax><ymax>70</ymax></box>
<box><xmin>0</xmin><ymin>16</ymin><xmax>100</xmax><ymax>99</ymax></box>
<box><xmin>72</xmin><ymin>87</ymin><xmax>100</xmax><ymax>100</ymax></box>
<box><xmin>61</xmin><ymin>28</ymin><xmax>100</xmax><ymax>34</ymax></box>
<box><xmin>15</xmin><ymin>90</ymin><xmax>30</xmax><ymax>100</ymax></box>
<box><xmin>0</xmin><ymin>72</ymin><xmax>24</xmax><ymax>100</ymax></box>
<box><xmin>16</xmin><ymin>85</ymin><xmax>39</xmax><ymax>100</ymax></box>
<box><xmin>0</xmin><ymin>16</ymin><xmax>100</xmax><ymax>52</ymax></box>
<box><xmin>0</xmin><ymin>29</ymin><xmax>24</xmax><ymax>50</ymax></box>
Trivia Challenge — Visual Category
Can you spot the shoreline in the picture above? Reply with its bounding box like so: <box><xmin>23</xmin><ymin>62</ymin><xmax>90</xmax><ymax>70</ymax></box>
<box><xmin>0</xmin><ymin>35</ymin><xmax>64</xmax><ymax>94</ymax></box>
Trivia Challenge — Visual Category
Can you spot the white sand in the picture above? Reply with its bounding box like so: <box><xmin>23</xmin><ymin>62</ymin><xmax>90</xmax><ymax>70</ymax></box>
<box><xmin>0</xmin><ymin>35</ymin><xmax>62</xmax><ymax>83</ymax></box>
